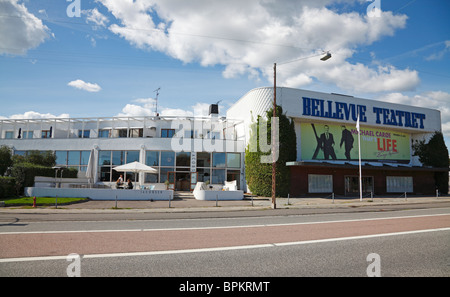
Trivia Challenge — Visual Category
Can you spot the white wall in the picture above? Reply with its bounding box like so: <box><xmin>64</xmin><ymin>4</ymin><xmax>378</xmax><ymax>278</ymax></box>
<box><xmin>25</xmin><ymin>187</ymin><xmax>174</xmax><ymax>201</ymax></box>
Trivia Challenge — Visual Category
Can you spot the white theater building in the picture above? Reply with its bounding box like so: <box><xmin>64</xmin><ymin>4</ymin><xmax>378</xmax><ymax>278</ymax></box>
<box><xmin>0</xmin><ymin>87</ymin><xmax>445</xmax><ymax>197</ymax></box>
<box><xmin>227</xmin><ymin>87</ymin><xmax>444</xmax><ymax>196</ymax></box>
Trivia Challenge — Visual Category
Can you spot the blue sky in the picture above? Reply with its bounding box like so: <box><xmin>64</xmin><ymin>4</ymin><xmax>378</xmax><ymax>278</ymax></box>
<box><xmin>1</xmin><ymin>0</ymin><xmax>450</xmax><ymax>147</ymax></box>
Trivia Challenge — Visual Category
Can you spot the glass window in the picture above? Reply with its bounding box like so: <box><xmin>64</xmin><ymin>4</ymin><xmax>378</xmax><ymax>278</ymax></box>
<box><xmin>386</xmin><ymin>176</ymin><xmax>413</xmax><ymax>193</ymax></box>
<box><xmin>197</xmin><ymin>168</ymin><xmax>211</xmax><ymax>183</ymax></box>
<box><xmin>161</xmin><ymin>151</ymin><xmax>175</xmax><ymax>166</ymax></box>
<box><xmin>129</xmin><ymin>128</ymin><xmax>143</xmax><ymax>138</ymax></box>
<box><xmin>14</xmin><ymin>151</ymin><xmax>27</xmax><ymax>156</ymax></box>
<box><xmin>99</xmin><ymin>166</ymin><xmax>111</xmax><ymax>181</ymax></box>
<box><xmin>161</xmin><ymin>129</ymin><xmax>175</xmax><ymax>138</ymax></box>
<box><xmin>41</xmin><ymin>130</ymin><xmax>51</xmax><ymax>138</ymax></box>
<box><xmin>112</xmin><ymin>169</ymin><xmax>124</xmax><ymax>183</ymax></box>
<box><xmin>117</xmin><ymin>129</ymin><xmax>128</xmax><ymax>138</ymax></box>
<box><xmin>212</xmin><ymin>169</ymin><xmax>225</xmax><ymax>184</ymax></box>
<box><xmin>5</xmin><ymin>131</ymin><xmax>13</xmax><ymax>139</ymax></box>
<box><xmin>345</xmin><ymin>176</ymin><xmax>373</xmax><ymax>194</ymax></box>
<box><xmin>80</xmin><ymin>151</ymin><xmax>90</xmax><ymax>165</ymax></box>
<box><xmin>145</xmin><ymin>172</ymin><xmax>159</xmax><ymax>183</ymax></box>
<box><xmin>226</xmin><ymin>153</ymin><xmax>240</xmax><ymax>168</ymax></box>
<box><xmin>99</xmin><ymin>129</ymin><xmax>110</xmax><ymax>138</ymax></box>
<box><xmin>98</xmin><ymin>151</ymin><xmax>111</xmax><ymax>166</ymax></box>
<box><xmin>126</xmin><ymin>151</ymin><xmax>140</xmax><ymax>163</ymax></box>
<box><xmin>227</xmin><ymin>169</ymin><xmax>240</xmax><ymax>190</ymax></box>
<box><xmin>97</xmin><ymin>150</ymin><xmax>141</xmax><ymax>182</ymax></box>
<box><xmin>308</xmin><ymin>174</ymin><xmax>333</xmax><ymax>193</ymax></box>
<box><xmin>160</xmin><ymin>167</ymin><xmax>174</xmax><ymax>183</ymax></box>
<box><xmin>55</xmin><ymin>151</ymin><xmax>67</xmax><ymax>166</ymax></box>
<box><xmin>68</xmin><ymin>151</ymin><xmax>80</xmax><ymax>166</ymax></box>
<box><xmin>210</xmin><ymin>131</ymin><xmax>220</xmax><ymax>140</ymax></box>
<box><xmin>112</xmin><ymin>151</ymin><xmax>125</xmax><ymax>165</ymax></box>
<box><xmin>184</xmin><ymin>130</ymin><xmax>194</xmax><ymax>139</ymax></box>
<box><xmin>212</xmin><ymin>152</ymin><xmax>226</xmax><ymax>167</ymax></box>
<box><xmin>176</xmin><ymin>152</ymin><xmax>190</xmax><ymax>167</ymax></box>
<box><xmin>78</xmin><ymin>130</ymin><xmax>90</xmax><ymax>138</ymax></box>
<box><xmin>23</xmin><ymin>131</ymin><xmax>33</xmax><ymax>139</ymax></box>
<box><xmin>124</xmin><ymin>172</ymin><xmax>138</xmax><ymax>183</ymax></box>
<box><xmin>146</xmin><ymin>151</ymin><xmax>159</xmax><ymax>166</ymax></box>
<box><xmin>197</xmin><ymin>152</ymin><xmax>211</xmax><ymax>167</ymax></box>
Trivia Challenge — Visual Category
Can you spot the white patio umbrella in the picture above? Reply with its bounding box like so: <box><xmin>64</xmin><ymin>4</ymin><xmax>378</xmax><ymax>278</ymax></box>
<box><xmin>85</xmin><ymin>149</ymin><xmax>97</xmax><ymax>187</ymax></box>
<box><xmin>113</xmin><ymin>161</ymin><xmax>157</xmax><ymax>189</ymax></box>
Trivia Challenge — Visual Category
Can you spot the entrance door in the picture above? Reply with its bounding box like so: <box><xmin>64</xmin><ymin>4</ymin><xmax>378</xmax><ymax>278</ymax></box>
<box><xmin>345</xmin><ymin>176</ymin><xmax>374</xmax><ymax>195</ymax></box>
<box><xmin>167</xmin><ymin>171</ymin><xmax>191</xmax><ymax>191</ymax></box>
<box><xmin>167</xmin><ymin>171</ymin><xmax>175</xmax><ymax>190</ymax></box>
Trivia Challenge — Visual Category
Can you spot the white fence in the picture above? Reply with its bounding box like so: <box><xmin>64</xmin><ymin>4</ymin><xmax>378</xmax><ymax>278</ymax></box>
<box><xmin>25</xmin><ymin>187</ymin><xmax>173</xmax><ymax>201</ymax></box>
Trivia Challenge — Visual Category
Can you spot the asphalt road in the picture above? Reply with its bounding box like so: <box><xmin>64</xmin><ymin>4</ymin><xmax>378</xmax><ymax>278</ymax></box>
<box><xmin>1</xmin><ymin>207</ymin><xmax>449</xmax><ymax>279</ymax></box>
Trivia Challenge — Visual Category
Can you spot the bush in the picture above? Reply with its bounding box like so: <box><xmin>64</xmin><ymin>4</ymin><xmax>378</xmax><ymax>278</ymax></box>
<box><xmin>412</xmin><ymin>131</ymin><xmax>449</xmax><ymax>194</ymax></box>
<box><xmin>0</xmin><ymin>176</ymin><xmax>16</xmax><ymax>198</ymax></box>
<box><xmin>11</xmin><ymin>150</ymin><xmax>56</xmax><ymax>167</ymax></box>
<box><xmin>0</xmin><ymin>145</ymin><xmax>13</xmax><ymax>176</ymax></box>
<box><xmin>10</xmin><ymin>163</ymin><xmax>78</xmax><ymax>195</ymax></box>
<box><xmin>245</xmin><ymin>105</ymin><xmax>296</xmax><ymax>197</ymax></box>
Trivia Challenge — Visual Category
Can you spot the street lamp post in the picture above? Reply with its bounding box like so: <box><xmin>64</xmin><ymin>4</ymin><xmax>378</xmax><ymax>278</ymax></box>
<box><xmin>272</xmin><ymin>63</ymin><xmax>277</xmax><ymax>209</ymax></box>
<box><xmin>271</xmin><ymin>52</ymin><xmax>332</xmax><ymax>209</ymax></box>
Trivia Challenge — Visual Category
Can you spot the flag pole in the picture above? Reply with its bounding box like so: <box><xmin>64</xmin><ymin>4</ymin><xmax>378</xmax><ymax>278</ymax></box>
<box><xmin>357</xmin><ymin>113</ymin><xmax>362</xmax><ymax>202</ymax></box>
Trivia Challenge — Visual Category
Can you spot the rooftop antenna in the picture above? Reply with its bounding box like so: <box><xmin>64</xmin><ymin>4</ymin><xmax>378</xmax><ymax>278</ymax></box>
<box><xmin>154</xmin><ymin>87</ymin><xmax>161</xmax><ymax>115</ymax></box>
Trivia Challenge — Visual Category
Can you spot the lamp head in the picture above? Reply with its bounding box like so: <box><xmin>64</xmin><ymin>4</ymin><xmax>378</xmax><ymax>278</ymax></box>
<box><xmin>320</xmin><ymin>52</ymin><xmax>332</xmax><ymax>61</ymax></box>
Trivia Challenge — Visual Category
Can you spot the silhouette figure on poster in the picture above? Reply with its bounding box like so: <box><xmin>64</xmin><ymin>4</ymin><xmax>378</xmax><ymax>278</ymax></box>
<box><xmin>311</xmin><ymin>124</ymin><xmax>321</xmax><ymax>159</ymax></box>
<box><xmin>311</xmin><ymin>124</ymin><xmax>337</xmax><ymax>160</ymax></box>
<box><xmin>320</xmin><ymin>125</ymin><xmax>337</xmax><ymax>160</ymax></box>
<box><xmin>340</xmin><ymin>125</ymin><xmax>354</xmax><ymax>160</ymax></box>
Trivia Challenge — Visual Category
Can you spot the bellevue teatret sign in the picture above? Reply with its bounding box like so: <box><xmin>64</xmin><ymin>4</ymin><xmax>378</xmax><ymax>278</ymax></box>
<box><xmin>302</xmin><ymin>97</ymin><xmax>426</xmax><ymax>130</ymax></box>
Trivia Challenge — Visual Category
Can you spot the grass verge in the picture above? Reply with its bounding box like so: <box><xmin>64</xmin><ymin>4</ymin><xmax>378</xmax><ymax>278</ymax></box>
<box><xmin>1</xmin><ymin>197</ymin><xmax>89</xmax><ymax>207</ymax></box>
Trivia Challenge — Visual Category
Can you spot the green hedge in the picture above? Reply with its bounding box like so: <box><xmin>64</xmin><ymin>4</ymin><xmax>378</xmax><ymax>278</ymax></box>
<box><xmin>10</xmin><ymin>163</ymin><xmax>78</xmax><ymax>194</ymax></box>
<box><xmin>245</xmin><ymin>105</ymin><xmax>297</xmax><ymax>197</ymax></box>
<box><xmin>0</xmin><ymin>176</ymin><xmax>16</xmax><ymax>199</ymax></box>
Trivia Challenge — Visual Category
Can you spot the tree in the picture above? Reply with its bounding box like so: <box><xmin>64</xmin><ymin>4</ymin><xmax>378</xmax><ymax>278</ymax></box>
<box><xmin>11</xmin><ymin>150</ymin><xmax>56</xmax><ymax>167</ymax></box>
<box><xmin>0</xmin><ymin>145</ymin><xmax>13</xmax><ymax>176</ymax></box>
<box><xmin>245</xmin><ymin>105</ymin><xmax>296</xmax><ymax>197</ymax></box>
<box><xmin>10</xmin><ymin>150</ymin><xmax>71</xmax><ymax>195</ymax></box>
<box><xmin>412</xmin><ymin>131</ymin><xmax>449</xmax><ymax>194</ymax></box>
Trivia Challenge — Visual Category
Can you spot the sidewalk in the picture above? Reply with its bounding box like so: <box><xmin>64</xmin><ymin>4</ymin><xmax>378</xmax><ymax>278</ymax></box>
<box><xmin>1</xmin><ymin>195</ymin><xmax>449</xmax><ymax>214</ymax></box>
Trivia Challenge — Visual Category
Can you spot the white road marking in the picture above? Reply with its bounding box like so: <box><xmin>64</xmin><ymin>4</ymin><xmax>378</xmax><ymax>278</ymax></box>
<box><xmin>1</xmin><ymin>227</ymin><xmax>449</xmax><ymax>263</ymax></box>
<box><xmin>0</xmin><ymin>213</ymin><xmax>449</xmax><ymax>235</ymax></box>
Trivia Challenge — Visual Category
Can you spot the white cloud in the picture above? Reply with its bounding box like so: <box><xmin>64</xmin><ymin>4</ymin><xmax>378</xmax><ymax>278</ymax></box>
<box><xmin>0</xmin><ymin>0</ymin><xmax>50</xmax><ymax>55</ymax></box>
<box><xmin>425</xmin><ymin>40</ymin><xmax>450</xmax><ymax>61</ymax></box>
<box><xmin>7</xmin><ymin>111</ymin><xmax>70</xmax><ymax>120</ymax></box>
<box><xmin>160</xmin><ymin>102</ymin><xmax>226</xmax><ymax>117</ymax></box>
<box><xmin>378</xmin><ymin>91</ymin><xmax>450</xmax><ymax>148</ymax></box>
<box><xmin>84</xmin><ymin>8</ymin><xmax>109</xmax><ymax>28</ymax></box>
<box><xmin>315</xmin><ymin>63</ymin><xmax>420</xmax><ymax>93</ymax></box>
<box><xmin>132</xmin><ymin>98</ymin><xmax>156</xmax><ymax>109</ymax></box>
<box><xmin>116</xmin><ymin>99</ymin><xmax>221</xmax><ymax>118</ymax></box>
<box><xmin>67</xmin><ymin>79</ymin><xmax>102</xmax><ymax>92</ymax></box>
<box><xmin>117</xmin><ymin>103</ymin><xmax>154</xmax><ymax>117</ymax></box>
<box><xmin>159</xmin><ymin>108</ymin><xmax>193</xmax><ymax>117</ymax></box>
<box><xmin>379</xmin><ymin>91</ymin><xmax>450</xmax><ymax>122</ymax></box>
<box><xmin>97</xmin><ymin>0</ymin><xmax>413</xmax><ymax>94</ymax></box>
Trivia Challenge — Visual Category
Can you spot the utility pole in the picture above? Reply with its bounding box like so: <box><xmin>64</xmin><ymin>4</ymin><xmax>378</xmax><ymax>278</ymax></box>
<box><xmin>272</xmin><ymin>63</ymin><xmax>277</xmax><ymax>209</ymax></box>
<box><xmin>270</xmin><ymin>52</ymin><xmax>331</xmax><ymax>210</ymax></box>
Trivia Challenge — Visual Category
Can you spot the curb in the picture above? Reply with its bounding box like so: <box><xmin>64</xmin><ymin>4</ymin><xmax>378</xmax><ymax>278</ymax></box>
<box><xmin>0</xmin><ymin>197</ymin><xmax>449</xmax><ymax>214</ymax></box>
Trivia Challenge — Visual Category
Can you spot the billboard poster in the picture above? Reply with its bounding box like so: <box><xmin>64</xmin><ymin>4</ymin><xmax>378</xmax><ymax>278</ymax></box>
<box><xmin>300</xmin><ymin>123</ymin><xmax>410</xmax><ymax>162</ymax></box>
